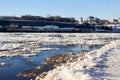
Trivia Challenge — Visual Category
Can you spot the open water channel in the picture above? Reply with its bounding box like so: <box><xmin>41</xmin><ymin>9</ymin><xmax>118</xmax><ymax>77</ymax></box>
<box><xmin>0</xmin><ymin>43</ymin><xmax>101</xmax><ymax>80</ymax></box>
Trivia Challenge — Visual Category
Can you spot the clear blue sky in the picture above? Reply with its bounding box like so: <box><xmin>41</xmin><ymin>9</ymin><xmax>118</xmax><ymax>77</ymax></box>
<box><xmin>0</xmin><ymin>0</ymin><xmax>119</xmax><ymax>20</ymax></box>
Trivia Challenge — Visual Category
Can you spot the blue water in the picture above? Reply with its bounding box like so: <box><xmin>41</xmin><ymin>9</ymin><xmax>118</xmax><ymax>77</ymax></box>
<box><xmin>0</xmin><ymin>44</ymin><xmax>101</xmax><ymax>80</ymax></box>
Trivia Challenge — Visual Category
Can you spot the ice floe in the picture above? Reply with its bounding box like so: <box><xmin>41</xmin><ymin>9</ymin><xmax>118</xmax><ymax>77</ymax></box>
<box><xmin>0</xmin><ymin>62</ymin><xmax>6</xmax><ymax>67</ymax></box>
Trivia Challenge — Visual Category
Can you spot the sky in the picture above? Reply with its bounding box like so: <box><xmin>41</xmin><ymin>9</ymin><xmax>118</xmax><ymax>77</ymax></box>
<box><xmin>0</xmin><ymin>0</ymin><xmax>119</xmax><ymax>20</ymax></box>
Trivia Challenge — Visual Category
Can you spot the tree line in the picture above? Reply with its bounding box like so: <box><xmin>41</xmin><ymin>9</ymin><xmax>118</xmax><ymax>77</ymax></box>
<box><xmin>2</xmin><ymin>15</ymin><xmax>77</xmax><ymax>23</ymax></box>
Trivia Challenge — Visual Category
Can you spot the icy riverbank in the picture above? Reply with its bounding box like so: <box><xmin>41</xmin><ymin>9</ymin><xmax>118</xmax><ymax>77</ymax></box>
<box><xmin>36</xmin><ymin>40</ymin><xmax>120</xmax><ymax>80</ymax></box>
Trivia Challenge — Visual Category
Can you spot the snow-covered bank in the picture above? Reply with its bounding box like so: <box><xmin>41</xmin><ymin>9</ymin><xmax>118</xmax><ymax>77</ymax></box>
<box><xmin>36</xmin><ymin>40</ymin><xmax>120</xmax><ymax>80</ymax></box>
<box><xmin>101</xmin><ymin>41</ymin><xmax>120</xmax><ymax>79</ymax></box>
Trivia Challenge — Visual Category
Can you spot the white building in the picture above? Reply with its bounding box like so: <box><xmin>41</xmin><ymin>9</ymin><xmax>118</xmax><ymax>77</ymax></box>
<box><xmin>79</xmin><ymin>17</ymin><xmax>84</xmax><ymax>24</ymax></box>
<box><xmin>86</xmin><ymin>16</ymin><xmax>100</xmax><ymax>24</ymax></box>
<box><xmin>109</xmin><ymin>19</ymin><xmax>118</xmax><ymax>24</ymax></box>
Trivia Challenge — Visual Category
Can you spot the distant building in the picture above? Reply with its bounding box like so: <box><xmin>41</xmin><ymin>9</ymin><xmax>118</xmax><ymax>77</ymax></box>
<box><xmin>118</xmin><ymin>18</ymin><xmax>120</xmax><ymax>23</ymax></box>
<box><xmin>79</xmin><ymin>17</ymin><xmax>84</xmax><ymax>24</ymax></box>
<box><xmin>86</xmin><ymin>16</ymin><xmax>100</xmax><ymax>24</ymax></box>
<box><xmin>109</xmin><ymin>19</ymin><xmax>118</xmax><ymax>24</ymax></box>
<box><xmin>98</xmin><ymin>20</ymin><xmax>110</xmax><ymax>25</ymax></box>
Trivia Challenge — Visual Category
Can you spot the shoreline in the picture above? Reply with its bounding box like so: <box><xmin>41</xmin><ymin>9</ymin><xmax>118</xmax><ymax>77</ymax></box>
<box><xmin>36</xmin><ymin>40</ymin><xmax>120</xmax><ymax>80</ymax></box>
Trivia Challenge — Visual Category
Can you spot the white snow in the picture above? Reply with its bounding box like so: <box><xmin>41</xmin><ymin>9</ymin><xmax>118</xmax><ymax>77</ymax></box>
<box><xmin>35</xmin><ymin>34</ymin><xmax>120</xmax><ymax>80</ymax></box>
